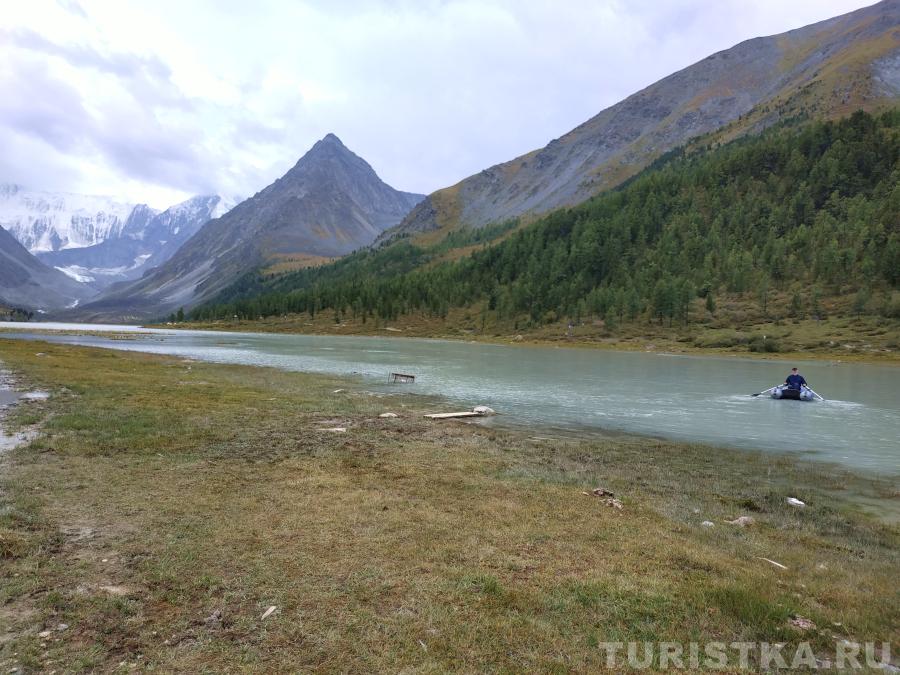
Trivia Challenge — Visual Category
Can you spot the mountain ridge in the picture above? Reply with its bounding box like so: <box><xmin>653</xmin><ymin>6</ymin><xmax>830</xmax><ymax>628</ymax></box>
<box><xmin>382</xmin><ymin>0</ymin><xmax>900</xmax><ymax>242</ymax></box>
<box><xmin>0</xmin><ymin>185</ymin><xmax>234</xmax><ymax>290</ymax></box>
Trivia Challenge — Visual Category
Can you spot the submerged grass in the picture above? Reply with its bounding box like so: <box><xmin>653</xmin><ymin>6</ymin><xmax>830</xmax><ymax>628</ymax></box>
<box><xmin>0</xmin><ymin>339</ymin><xmax>897</xmax><ymax>672</ymax></box>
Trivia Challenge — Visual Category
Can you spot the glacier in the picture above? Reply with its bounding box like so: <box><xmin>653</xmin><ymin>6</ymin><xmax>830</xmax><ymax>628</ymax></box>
<box><xmin>0</xmin><ymin>183</ymin><xmax>138</xmax><ymax>252</ymax></box>
<box><xmin>1</xmin><ymin>185</ymin><xmax>237</xmax><ymax>291</ymax></box>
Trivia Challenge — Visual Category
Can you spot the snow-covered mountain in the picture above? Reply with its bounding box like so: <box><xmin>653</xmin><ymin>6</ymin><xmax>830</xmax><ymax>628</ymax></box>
<box><xmin>0</xmin><ymin>184</ymin><xmax>136</xmax><ymax>252</ymax></box>
<box><xmin>0</xmin><ymin>185</ymin><xmax>236</xmax><ymax>290</ymax></box>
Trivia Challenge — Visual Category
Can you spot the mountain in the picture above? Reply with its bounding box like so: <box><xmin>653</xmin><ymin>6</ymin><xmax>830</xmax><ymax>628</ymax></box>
<box><xmin>76</xmin><ymin>134</ymin><xmax>425</xmax><ymax>319</ymax></box>
<box><xmin>193</xmin><ymin>111</ymin><xmax>900</xmax><ymax>332</ymax></box>
<box><xmin>385</xmin><ymin>0</ymin><xmax>900</xmax><ymax>241</ymax></box>
<box><xmin>0</xmin><ymin>185</ymin><xmax>233</xmax><ymax>290</ymax></box>
<box><xmin>0</xmin><ymin>224</ymin><xmax>95</xmax><ymax>311</ymax></box>
<box><xmin>0</xmin><ymin>184</ymin><xmax>135</xmax><ymax>252</ymax></box>
<box><xmin>35</xmin><ymin>195</ymin><xmax>231</xmax><ymax>288</ymax></box>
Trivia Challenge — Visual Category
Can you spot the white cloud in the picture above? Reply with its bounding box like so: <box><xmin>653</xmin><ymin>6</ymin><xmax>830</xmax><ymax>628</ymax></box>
<box><xmin>0</xmin><ymin>0</ymin><xmax>878</xmax><ymax>208</ymax></box>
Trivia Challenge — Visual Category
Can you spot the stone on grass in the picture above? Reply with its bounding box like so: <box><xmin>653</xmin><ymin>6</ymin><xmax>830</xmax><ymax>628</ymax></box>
<box><xmin>379</xmin><ymin>412</ymin><xmax>399</xmax><ymax>418</ymax></box>
<box><xmin>786</xmin><ymin>497</ymin><xmax>806</xmax><ymax>507</ymax></box>
<box><xmin>701</xmin><ymin>521</ymin><xmax>715</xmax><ymax>527</ymax></box>
<box><xmin>789</xmin><ymin>615</ymin><xmax>816</xmax><ymax>631</ymax></box>
<box><xmin>582</xmin><ymin>487</ymin><xmax>623</xmax><ymax>509</ymax></box>
<box><xmin>261</xmin><ymin>605</ymin><xmax>277</xmax><ymax>620</ymax></box>
<box><xmin>725</xmin><ymin>516</ymin><xmax>755</xmax><ymax>527</ymax></box>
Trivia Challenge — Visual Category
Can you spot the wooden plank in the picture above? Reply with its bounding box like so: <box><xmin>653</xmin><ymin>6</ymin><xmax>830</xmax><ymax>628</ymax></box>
<box><xmin>424</xmin><ymin>411</ymin><xmax>482</xmax><ymax>419</ymax></box>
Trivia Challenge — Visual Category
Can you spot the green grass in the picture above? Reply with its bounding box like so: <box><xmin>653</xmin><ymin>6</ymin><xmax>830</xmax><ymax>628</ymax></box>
<box><xmin>0</xmin><ymin>339</ymin><xmax>897</xmax><ymax>672</ymax></box>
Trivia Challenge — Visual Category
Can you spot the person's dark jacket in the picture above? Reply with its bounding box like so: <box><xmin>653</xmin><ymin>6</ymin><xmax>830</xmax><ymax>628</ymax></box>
<box><xmin>785</xmin><ymin>373</ymin><xmax>807</xmax><ymax>390</ymax></box>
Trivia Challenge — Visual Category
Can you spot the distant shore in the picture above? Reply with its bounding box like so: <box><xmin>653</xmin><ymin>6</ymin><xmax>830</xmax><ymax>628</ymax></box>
<box><xmin>145</xmin><ymin>313</ymin><xmax>900</xmax><ymax>366</ymax></box>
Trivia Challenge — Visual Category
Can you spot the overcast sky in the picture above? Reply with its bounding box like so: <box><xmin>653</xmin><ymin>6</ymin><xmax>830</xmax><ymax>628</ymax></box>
<box><xmin>0</xmin><ymin>0</ymin><xmax>877</xmax><ymax>208</ymax></box>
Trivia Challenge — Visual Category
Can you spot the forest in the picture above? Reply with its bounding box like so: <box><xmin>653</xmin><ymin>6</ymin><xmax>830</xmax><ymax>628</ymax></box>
<box><xmin>190</xmin><ymin>110</ymin><xmax>900</xmax><ymax>328</ymax></box>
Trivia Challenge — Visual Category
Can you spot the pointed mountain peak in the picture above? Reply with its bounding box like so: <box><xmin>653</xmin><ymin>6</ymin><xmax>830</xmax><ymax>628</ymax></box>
<box><xmin>308</xmin><ymin>133</ymin><xmax>347</xmax><ymax>155</ymax></box>
<box><xmin>290</xmin><ymin>133</ymin><xmax>371</xmax><ymax>177</ymax></box>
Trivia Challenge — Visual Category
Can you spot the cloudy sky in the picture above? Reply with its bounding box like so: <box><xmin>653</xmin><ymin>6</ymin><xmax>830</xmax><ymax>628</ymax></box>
<box><xmin>0</xmin><ymin>0</ymin><xmax>876</xmax><ymax>208</ymax></box>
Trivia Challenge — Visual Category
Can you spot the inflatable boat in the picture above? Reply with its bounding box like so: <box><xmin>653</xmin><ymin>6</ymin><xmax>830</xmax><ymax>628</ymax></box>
<box><xmin>771</xmin><ymin>384</ymin><xmax>816</xmax><ymax>401</ymax></box>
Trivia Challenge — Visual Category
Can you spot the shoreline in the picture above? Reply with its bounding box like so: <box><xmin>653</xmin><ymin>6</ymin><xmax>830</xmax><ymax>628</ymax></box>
<box><xmin>2</xmin><ymin>336</ymin><xmax>898</xmax><ymax>514</ymax></box>
<box><xmin>3</xmin><ymin>320</ymin><xmax>898</xmax><ymax>366</ymax></box>
<box><xmin>0</xmin><ymin>339</ymin><xmax>897</xmax><ymax>670</ymax></box>
<box><xmin>153</xmin><ymin>319</ymin><xmax>900</xmax><ymax>366</ymax></box>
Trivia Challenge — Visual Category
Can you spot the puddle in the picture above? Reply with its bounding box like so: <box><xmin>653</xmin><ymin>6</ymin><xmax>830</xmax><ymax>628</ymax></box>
<box><xmin>0</xmin><ymin>368</ymin><xmax>36</xmax><ymax>451</ymax></box>
<box><xmin>21</xmin><ymin>391</ymin><xmax>49</xmax><ymax>401</ymax></box>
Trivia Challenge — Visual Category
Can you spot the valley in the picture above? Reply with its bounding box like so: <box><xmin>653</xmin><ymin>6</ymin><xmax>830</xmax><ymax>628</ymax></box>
<box><xmin>1</xmin><ymin>3</ymin><xmax>898</xmax><ymax>671</ymax></box>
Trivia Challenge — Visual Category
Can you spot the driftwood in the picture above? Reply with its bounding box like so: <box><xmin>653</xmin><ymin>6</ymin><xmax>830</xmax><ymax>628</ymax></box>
<box><xmin>424</xmin><ymin>411</ymin><xmax>482</xmax><ymax>419</ymax></box>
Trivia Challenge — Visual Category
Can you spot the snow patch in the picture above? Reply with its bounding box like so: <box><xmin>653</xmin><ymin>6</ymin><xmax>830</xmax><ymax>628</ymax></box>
<box><xmin>55</xmin><ymin>265</ymin><xmax>95</xmax><ymax>283</ymax></box>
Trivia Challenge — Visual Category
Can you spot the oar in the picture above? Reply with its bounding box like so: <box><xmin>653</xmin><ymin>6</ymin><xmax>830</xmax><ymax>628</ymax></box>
<box><xmin>806</xmin><ymin>387</ymin><xmax>825</xmax><ymax>401</ymax></box>
<box><xmin>751</xmin><ymin>385</ymin><xmax>778</xmax><ymax>397</ymax></box>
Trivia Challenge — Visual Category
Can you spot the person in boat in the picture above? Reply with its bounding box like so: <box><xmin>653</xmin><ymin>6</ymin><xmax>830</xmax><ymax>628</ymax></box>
<box><xmin>785</xmin><ymin>367</ymin><xmax>808</xmax><ymax>390</ymax></box>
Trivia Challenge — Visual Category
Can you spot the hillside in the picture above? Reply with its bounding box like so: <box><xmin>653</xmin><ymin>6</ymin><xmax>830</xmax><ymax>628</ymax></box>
<box><xmin>384</xmin><ymin>0</ymin><xmax>900</xmax><ymax>242</ymax></box>
<box><xmin>0</xmin><ymin>225</ymin><xmax>94</xmax><ymax>311</ymax></box>
<box><xmin>75</xmin><ymin>134</ymin><xmax>424</xmax><ymax>320</ymax></box>
<box><xmin>192</xmin><ymin>112</ymin><xmax>900</xmax><ymax>352</ymax></box>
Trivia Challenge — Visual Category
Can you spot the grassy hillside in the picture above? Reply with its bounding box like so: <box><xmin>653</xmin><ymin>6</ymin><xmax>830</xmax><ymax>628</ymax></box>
<box><xmin>189</xmin><ymin>112</ymin><xmax>900</xmax><ymax>353</ymax></box>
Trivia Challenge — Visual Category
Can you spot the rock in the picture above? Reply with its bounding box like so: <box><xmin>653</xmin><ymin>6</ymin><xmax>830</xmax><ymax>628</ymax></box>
<box><xmin>584</xmin><ymin>487</ymin><xmax>622</xmax><ymax>509</ymax></box>
<box><xmin>512</xmin><ymin>335</ymin><xmax>524</xmax><ymax>342</ymax></box>
<box><xmin>261</xmin><ymin>605</ymin><xmax>277</xmax><ymax>620</ymax></box>
<box><xmin>725</xmin><ymin>516</ymin><xmax>755</xmax><ymax>527</ymax></box>
<box><xmin>701</xmin><ymin>521</ymin><xmax>715</xmax><ymax>527</ymax></box>
<box><xmin>204</xmin><ymin>610</ymin><xmax>223</xmax><ymax>628</ymax></box>
<box><xmin>332</xmin><ymin>389</ymin><xmax>345</xmax><ymax>394</ymax></box>
<box><xmin>473</xmin><ymin>405</ymin><xmax>495</xmax><ymax>415</ymax></box>
<box><xmin>321</xmin><ymin>427</ymin><xmax>347</xmax><ymax>433</ymax></box>
<box><xmin>56</xmin><ymin>623</ymin><xmax>68</xmax><ymax>631</ymax></box>
<box><xmin>786</xmin><ymin>497</ymin><xmax>806</xmax><ymax>507</ymax></box>
<box><xmin>789</xmin><ymin>615</ymin><xmax>816</xmax><ymax>630</ymax></box>
<box><xmin>38</xmin><ymin>630</ymin><xmax>52</xmax><ymax>638</ymax></box>
<box><xmin>378</xmin><ymin>412</ymin><xmax>399</xmax><ymax>418</ymax></box>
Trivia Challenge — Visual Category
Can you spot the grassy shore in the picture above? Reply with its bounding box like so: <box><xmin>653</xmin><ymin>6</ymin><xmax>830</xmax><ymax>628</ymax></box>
<box><xmin>0</xmin><ymin>339</ymin><xmax>898</xmax><ymax>672</ymax></box>
<box><xmin>164</xmin><ymin>307</ymin><xmax>900</xmax><ymax>365</ymax></box>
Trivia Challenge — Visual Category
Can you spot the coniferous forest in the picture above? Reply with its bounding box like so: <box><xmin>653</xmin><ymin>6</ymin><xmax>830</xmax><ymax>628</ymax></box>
<box><xmin>191</xmin><ymin>111</ymin><xmax>900</xmax><ymax>328</ymax></box>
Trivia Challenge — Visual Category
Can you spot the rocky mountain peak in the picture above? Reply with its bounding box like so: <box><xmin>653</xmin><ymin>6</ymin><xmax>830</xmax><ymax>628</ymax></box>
<box><xmin>77</xmin><ymin>136</ymin><xmax>426</xmax><ymax>319</ymax></box>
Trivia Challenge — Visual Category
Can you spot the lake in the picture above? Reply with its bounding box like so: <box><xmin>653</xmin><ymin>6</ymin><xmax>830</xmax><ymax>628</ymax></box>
<box><xmin>1</xmin><ymin>323</ymin><xmax>898</xmax><ymax>475</ymax></box>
